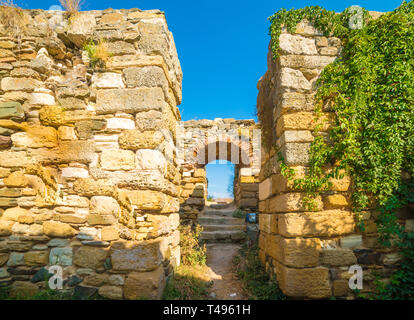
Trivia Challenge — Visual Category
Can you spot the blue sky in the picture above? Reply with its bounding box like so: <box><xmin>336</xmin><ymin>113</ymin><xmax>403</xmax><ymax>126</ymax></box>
<box><xmin>23</xmin><ymin>0</ymin><xmax>402</xmax><ymax>198</ymax></box>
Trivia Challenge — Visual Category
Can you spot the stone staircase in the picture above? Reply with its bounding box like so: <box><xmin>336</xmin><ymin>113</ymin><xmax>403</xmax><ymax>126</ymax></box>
<box><xmin>198</xmin><ymin>204</ymin><xmax>246</xmax><ymax>243</ymax></box>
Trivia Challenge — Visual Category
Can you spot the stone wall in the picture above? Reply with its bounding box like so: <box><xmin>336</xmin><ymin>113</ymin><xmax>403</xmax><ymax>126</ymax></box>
<box><xmin>180</xmin><ymin>119</ymin><xmax>260</xmax><ymax>221</ymax></box>
<box><xmin>0</xmin><ymin>8</ymin><xmax>182</xmax><ymax>299</ymax></box>
<box><xmin>256</xmin><ymin>17</ymin><xmax>412</xmax><ymax>299</ymax></box>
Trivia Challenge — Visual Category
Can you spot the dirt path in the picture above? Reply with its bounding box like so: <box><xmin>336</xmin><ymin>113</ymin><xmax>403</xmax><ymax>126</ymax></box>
<box><xmin>205</xmin><ymin>243</ymin><xmax>246</xmax><ymax>300</ymax></box>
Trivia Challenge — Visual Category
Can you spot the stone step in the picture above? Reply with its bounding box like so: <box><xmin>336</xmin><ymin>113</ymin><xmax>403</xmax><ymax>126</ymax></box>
<box><xmin>209</xmin><ymin>203</ymin><xmax>232</xmax><ymax>209</ymax></box>
<box><xmin>200</xmin><ymin>230</ymin><xmax>246</xmax><ymax>242</ymax></box>
<box><xmin>198</xmin><ymin>215</ymin><xmax>245</xmax><ymax>225</ymax></box>
<box><xmin>201</xmin><ymin>224</ymin><xmax>246</xmax><ymax>232</ymax></box>
<box><xmin>203</xmin><ymin>210</ymin><xmax>235</xmax><ymax>216</ymax></box>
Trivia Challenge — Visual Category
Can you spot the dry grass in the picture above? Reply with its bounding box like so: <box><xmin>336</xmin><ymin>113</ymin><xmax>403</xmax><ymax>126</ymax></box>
<box><xmin>83</xmin><ymin>39</ymin><xmax>111</xmax><ymax>69</ymax></box>
<box><xmin>162</xmin><ymin>264</ymin><xmax>213</xmax><ymax>300</ymax></box>
<box><xmin>0</xmin><ymin>0</ymin><xmax>27</xmax><ymax>35</ymax></box>
<box><xmin>59</xmin><ymin>0</ymin><xmax>82</xmax><ymax>15</ymax></box>
<box><xmin>162</xmin><ymin>225</ymin><xmax>211</xmax><ymax>299</ymax></box>
<box><xmin>233</xmin><ymin>243</ymin><xmax>286</xmax><ymax>300</ymax></box>
<box><xmin>179</xmin><ymin>224</ymin><xmax>207</xmax><ymax>266</ymax></box>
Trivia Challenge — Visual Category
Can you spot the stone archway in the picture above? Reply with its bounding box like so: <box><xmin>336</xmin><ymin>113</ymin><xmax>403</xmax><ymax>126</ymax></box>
<box><xmin>179</xmin><ymin>119</ymin><xmax>260</xmax><ymax>222</ymax></box>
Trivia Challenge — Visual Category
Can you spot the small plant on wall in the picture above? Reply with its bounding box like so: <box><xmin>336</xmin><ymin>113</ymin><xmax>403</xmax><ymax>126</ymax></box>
<box><xmin>83</xmin><ymin>38</ymin><xmax>112</xmax><ymax>70</ymax></box>
<box><xmin>59</xmin><ymin>0</ymin><xmax>82</xmax><ymax>15</ymax></box>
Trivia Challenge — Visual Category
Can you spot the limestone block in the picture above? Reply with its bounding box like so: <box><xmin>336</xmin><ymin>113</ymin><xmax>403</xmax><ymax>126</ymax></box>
<box><xmin>100</xmin><ymin>12</ymin><xmax>125</xmax><ymax>24</ymax></box>
<box><xmin>123</xmin><ymin>265</ymin><xmax>165</xmax><ymax>300</ymax></box>
<box><xmin>269</xmin><ymin>193</ymin><xmax>322</xmax><ymax>213</ymax></box>
<box><xmin>239</xmin><ymin>198</ymin><xmax>258</xmax><ymax>208</ymax></box>
<box><xmin>293</xmin><ymin>20</ymin><xmax>324</xmax><ymax>36</ymax></box>
<box><xmin>75</xmin><ymin>120</ymin><xmax>106</xmax><ymax>140</ymax></box>
<box><xmin>66</xmin><ymin>13</ymin><xmax>97</xmax><ymax>47</ymax></box>
<box><xmin>126</xmin><ymin>190</ymin><xmax>178</xmax><ymax>213</ymax></box>
<box><xmin>73</xmin><ymin>246</ymin><xmax>108</xmax><ymax>269</ymax></box>
<box><xmin>320</xmin><ymin>248</ymin><xmax>357</xmax><ymax>266</ymax></box>
<box><xmin>93</xmin><ymin>134</ymin><xmax>119</xmax><ymax>151</ymax></box>
<box><xmin>91</xmin><ymin>72</ymin><xmax>125</xmax><ymax>89</ymax></box>
<box><xmin>100</xmin><ymin>149</ymin><xmax>135</xmax><ymax>171</ymax></box>
<box><xmin>279</xmin><ymin>55</ymin><xmax>336</xmax><ymax>69</ymax></box>
<box><xmin>110</xmin><ymin>240</ymin><xmax>163</xmax><ymax>271</ymax></box>
<box><xmin>319</xmin><ymin>47</ymin><xmax>339</xmax><ymax>56</ymax></box>
<box><xmin>323</xmin><ymin>194</ymin><xmax>349</xmax><ymax>209</ymax></box>
<box><xmin>278</xmin><ymin>209</ymin><xmax>355</xmax><ymax>237</ymax></box>
<box><xmin>119</xmin><ymin>130</ymin><xmax>163</xmax><ymax>150</ymax></box>
<box><xmin>333</xmin><ymin>280</ymin><xmax>351</xmax><ymax>297</ymax></box>
<box><xmin>146</xmin><ymin>214</ymin><xmax>175</xmax><ymax>237</ymax></box>
<box><xmin>136</xmin><ymin>149</ymin><xmax>167</xmax><ymax>172</ymax></box>
<box><xmin>7</xmin><ymin>252</ymin><xmax>24</xmax><ymax>266</ymax></box>
<box><xmin>28</xmin><ymin>140</ymin><xmax>96</xmax><ymax>164</ymax></box>
<box><xmin>123</xmin><ymin>66</ymin><xmax>168</xmax><ymax>90</ymax></box>
<box><xmin>56</xmin><ymin>195</ymin><xmax>89</xmax><ymax>208</ymax></box>
<box><xmin>108</xmin><ymin>274</ymin><xmax>124</xmax><ymax>285</ymax></box>
<box><xmin>61</xmin><ymin>167</ymin><xmax>89</xmax><ymax>179</ymax></box>
<box><xmin>275</xmin><ymin>263</ymin><xmax>331</xmax><ymax>299</ymax></box>
<box><xmin>2</xmin><ymin>207</ymin><xmax>30</xmax><ymax>221</ymax></box>
<box><xmin>279</xmin><ymin>34</ymin><xmax>318</xmax><ymax>55</ymax></box>
<box><xmin>87</xmin><ymin>214</ymin><xmax>117</xmax><ymax>225</ymax></box>
<box><xmin>0</xmin><ymin>220</ymin><xmax>14</xmax><ymax>236</ymax></box>
<box><xmin>28</xmin><ymin>93</ymin><xmax>56</xmax><ymax>106</ymax></box>
<box><xmin>0</xmin><ymin>101</ymin><xmax>24</xmax><ymax>120</ymax></box>
<box><xmin>258</xmin><ymin>213</ymin><xmax>278</xmax><ymax>234</ymax></box>
<box><xmin>106</xmin><ymin>118</ymin><xmax>135</xmax><ymax>130</ymax></box>
<box><xmin>11</xmin><ymin>126</ymin><xmax>58</xmax><ymax>148</ymax></box>
<box><xmin>276</xmin><ymin>112</ymin><xmax>335</xmax><ymax>137</ymax></box>
<box><xmin>43</xmin><ymin>221</ymin><xmax>77</xmax><ymax>238</ymax></box>
<box><xmin>277</xmin><ymin>130</ymin><xmax>314</xmax><ymax>148</ymax></box>
<box><xmin>340</xmin><ymin>234</ymin><xmax>363</xmax><ymax>249</ymax></box>
<box><xmin>96</xmin><ymin>88</ymin><xmax>165</xmax><ymax>115</ymax></box>
<box><xmin>105</xmin><ymin>41</ymin><xmax>136</xmax><ymax>56</ymax></box>
<box><xmin>1</xmin><ymin>77</ymin><xmax>42</xmax><ymax>92</ymax></box>
<box><xmin>101</xmin><ymin>226</ymin><xmax>119</xmax><ymax>241</ymax></box>
<box><xmin>4</xmin><ymin>171</ymin><xmax>28</xmax><ymax>187</ymax></box>
<box><xmin>90</xmin><ymin>196</ymin><xmax>120</xmax><ymax>216</ymax></box>
<box><xmin>98</xmin><ymin>285</ymin><xmax>123</xmax><ymax>300</ymax></box>
<box><xmin>137</xmin><ymin>21</ymin><xmax>169</xmax><ymax>57</ymax></box>
<box><xmin>281</xmin><ymin>142</ymin><xmax>311</xmax><ymax>165</ymax></box>
<box><xmin>0</xmin><ymin>151</ymin><xmax>33</xmax><ymax>167</ymax></box>
<box><xmin>24</xmin><ymin>251</ymin><xmax>49</xmax><ymax>266</ymax></box>
<box><xmin>49</xmin><ymin>247</ymin><xmax>73</xmax><ymax>266</ymax></box>
<box><xmin>73</xmin><ymin>178</ymin><xmax>114</xmax><ymax>197</ymax></box>
<box><xmin>58</xmin><ymin>126</ymin><xmax>77</xmax><ymax>140</ymax></box>
<box><xmin>280</xmin><ymin>68</ymin><xmax>311</xmax><ymax>91</ymax></box>
<box><xmin>267</xmin><ymin>235</ymin><xmax>321</xmax><ymax>267</ymax></box>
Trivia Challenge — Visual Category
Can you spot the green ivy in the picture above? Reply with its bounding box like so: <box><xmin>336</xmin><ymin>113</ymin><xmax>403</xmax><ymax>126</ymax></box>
<box><xmin>269</xmin><ymin>1</ymin><xmax>414</xmax><ymax>299</ymax></box>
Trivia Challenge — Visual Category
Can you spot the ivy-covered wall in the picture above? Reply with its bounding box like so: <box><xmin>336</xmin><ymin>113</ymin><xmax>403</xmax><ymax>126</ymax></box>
<box><xmin>257</xmin><ymin>4</ymin><xmax>413</xmax><ymax>299</ymax></box>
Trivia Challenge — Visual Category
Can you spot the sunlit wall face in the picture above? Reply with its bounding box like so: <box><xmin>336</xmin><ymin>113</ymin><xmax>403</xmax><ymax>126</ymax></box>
<box><xmin>205</xmin><ymin>160</ymin><xmax>235</xmax><ymax>199</ymax></box>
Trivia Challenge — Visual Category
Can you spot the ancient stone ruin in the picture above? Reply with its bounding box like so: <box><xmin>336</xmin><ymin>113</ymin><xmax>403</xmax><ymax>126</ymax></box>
<box><xmin>256</xmin><ymin>15</ymin><xmax>412</xmax><ymax>299</ymax></box>
<box><xmin>0</xmin><ymin>7</ymin><xmax>411</xmax><ymax>300</ymax></box>
<box><xmin>0</xmin><ymin>8</ymin><xmax>182</xmax><ymax>299</ymax></box>
<box><xmin>180</xmin><ymin>119</ymin><xmax>260</xmax><ymax>221</ymax></box>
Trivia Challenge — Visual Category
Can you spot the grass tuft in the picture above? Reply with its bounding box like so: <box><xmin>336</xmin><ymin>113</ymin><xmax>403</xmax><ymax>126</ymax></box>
<box><xmin>59</xmin><ymin>0</ymin><xmax>82</xmax><ymax>15</ymax></box>
<box><xmin>233</xmin><ymin>243</ymin><xmax>286</xmax><ymax>300</ymax></box>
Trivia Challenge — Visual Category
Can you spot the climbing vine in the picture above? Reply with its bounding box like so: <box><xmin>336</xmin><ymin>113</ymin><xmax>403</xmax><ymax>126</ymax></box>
<box><xmin>269</xmin><ymin>1</ymin><xmax>414</xmax><ymax>299</ymax></box>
